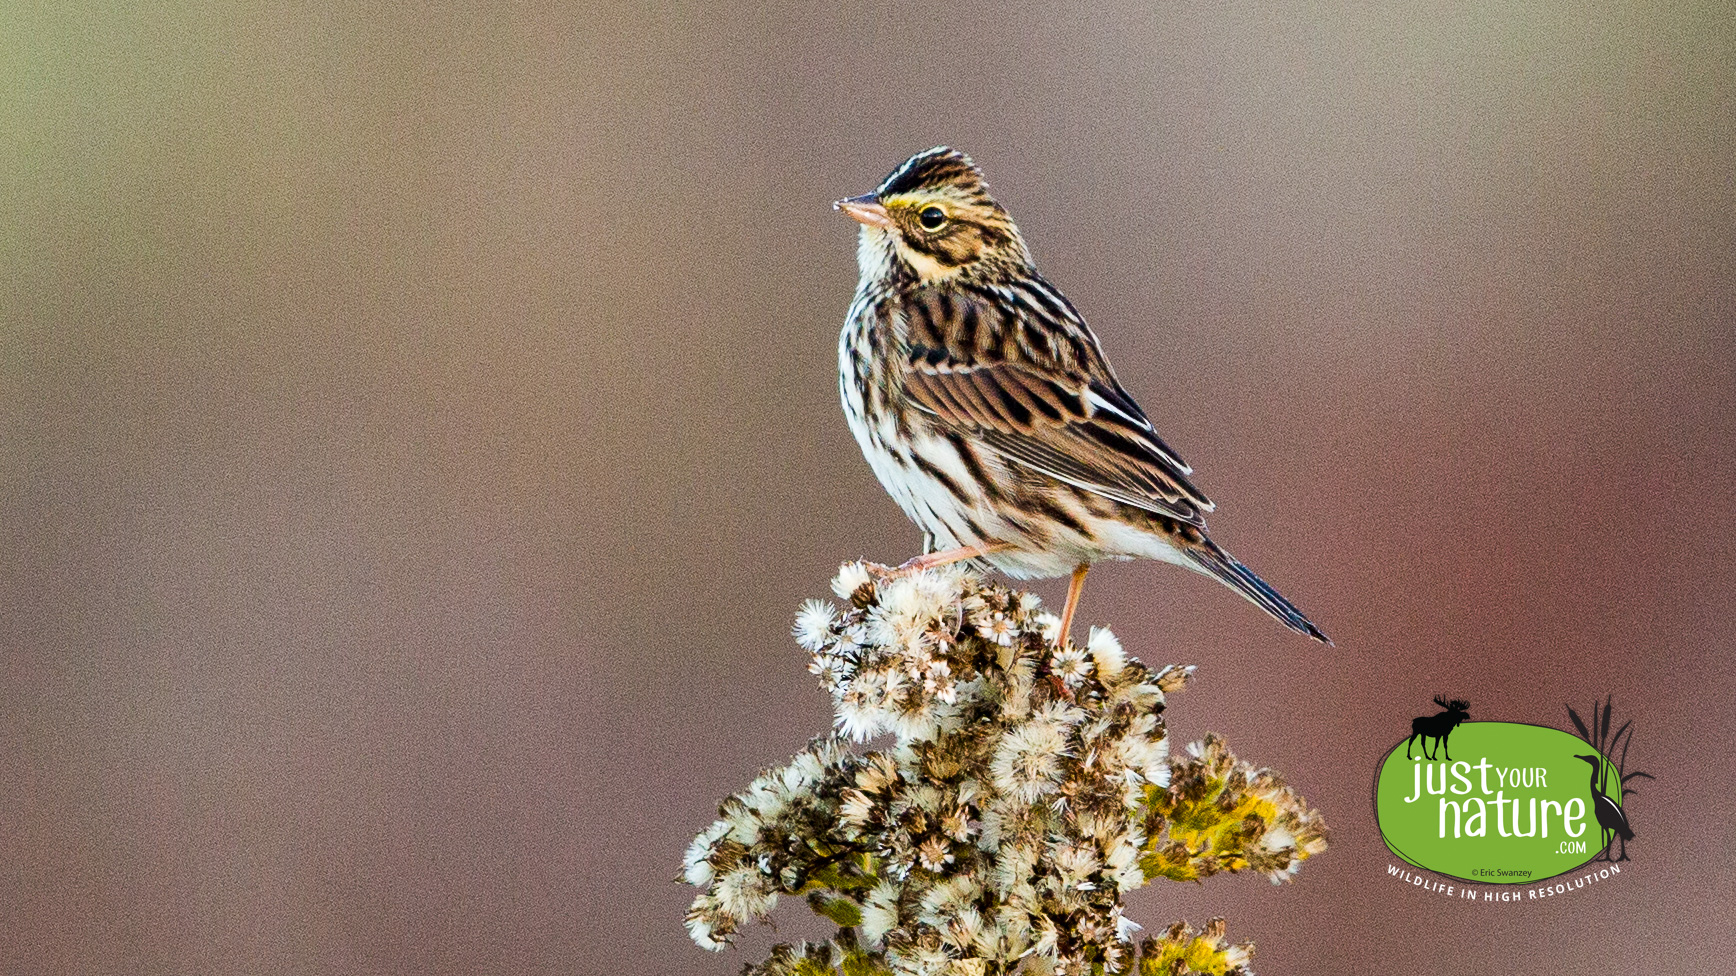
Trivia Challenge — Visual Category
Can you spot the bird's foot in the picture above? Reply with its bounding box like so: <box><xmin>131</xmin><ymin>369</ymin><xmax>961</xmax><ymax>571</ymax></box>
<box><xmin>886</xmin><ymin>542</ymin><xmax>1010</xmax><ymax>577</ymax></box>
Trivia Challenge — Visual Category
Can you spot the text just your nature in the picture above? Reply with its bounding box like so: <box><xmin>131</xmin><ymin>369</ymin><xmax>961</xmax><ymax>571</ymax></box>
<box><xmin>1404</xmin><ymin>757</ymin><xmax>1587</xmax><ymax>840</ymax></box>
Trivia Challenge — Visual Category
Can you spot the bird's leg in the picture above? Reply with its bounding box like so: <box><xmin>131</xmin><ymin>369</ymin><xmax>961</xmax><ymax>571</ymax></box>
<box><xmin>1057</xmin><ymin>563</ymin><xmax>1090</xmax><ymax>648</ymax></box>
<box><xmin>891</xmin><ymin>541</ymin><xmax>1010</xmax><ymax>575</ymax></box>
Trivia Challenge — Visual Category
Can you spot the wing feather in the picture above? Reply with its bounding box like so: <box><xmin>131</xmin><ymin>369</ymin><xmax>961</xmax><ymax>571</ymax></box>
<box><xmin>900</xmin><ymin>283</ymin><xmax>1213</xmax><ymax>526</ymax></box>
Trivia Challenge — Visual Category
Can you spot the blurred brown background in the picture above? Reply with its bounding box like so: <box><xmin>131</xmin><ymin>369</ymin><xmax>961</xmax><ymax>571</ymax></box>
<box><xmin>4</xmin><ymin>1</ymin><xmax>1732</xmax><ymax>973</ymax></box>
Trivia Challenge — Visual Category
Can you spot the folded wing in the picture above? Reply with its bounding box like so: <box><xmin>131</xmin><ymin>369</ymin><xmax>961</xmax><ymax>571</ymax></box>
<box><xmin>900</xmin><ymin>284</ymin><xmax>1213</xmax><ymax>526</ymax></box>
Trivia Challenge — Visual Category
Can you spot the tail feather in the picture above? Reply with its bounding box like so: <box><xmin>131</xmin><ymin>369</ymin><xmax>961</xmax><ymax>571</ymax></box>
<box><xmin>1183</xmin><ymin>540</ymin><xmax>1331</xmax><ymax>644</ymax></box>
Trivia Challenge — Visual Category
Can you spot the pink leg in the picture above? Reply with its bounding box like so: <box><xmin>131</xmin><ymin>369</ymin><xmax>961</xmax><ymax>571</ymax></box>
<box><xmin>1057</xmin><ymin>563</ymin><xmax>1090</xmax><ymax>647</ymax></box>
<box><xmin>890</xmin><ymin>541</ymin><xmax>1011</xmax><ymax>575</ymax></box>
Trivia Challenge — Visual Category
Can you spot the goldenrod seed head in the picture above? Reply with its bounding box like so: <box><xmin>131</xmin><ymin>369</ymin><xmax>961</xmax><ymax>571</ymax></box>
<box><xmin>683</xmin><ymin>568</ymin><xmax>1317</xmax><ymax>972</ymax></box>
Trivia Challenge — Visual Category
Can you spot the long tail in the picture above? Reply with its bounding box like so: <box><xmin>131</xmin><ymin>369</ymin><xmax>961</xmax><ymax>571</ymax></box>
<box><xmin>1183</xmin><ymin>539</ymin><xmax>1331</xmax><ymax>644</ymax></box>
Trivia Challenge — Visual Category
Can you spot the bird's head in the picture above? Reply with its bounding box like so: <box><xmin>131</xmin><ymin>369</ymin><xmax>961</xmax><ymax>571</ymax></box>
<box><xmin>835</xmin><ymin>147</ymin><xmax>1031</xmax><ymax>286</ymax></box>
<box><xmin>1574</xmin><ymin>754</ymin><xmax>1601</xmax><ymax>767</ymax></box>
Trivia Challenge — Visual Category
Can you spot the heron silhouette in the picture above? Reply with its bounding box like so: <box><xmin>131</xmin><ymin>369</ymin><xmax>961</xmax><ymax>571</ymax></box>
<box><xmin>1574</xmin><ymin>754</ymin><xmax>1634</xmax><ymax>861</ymax></box>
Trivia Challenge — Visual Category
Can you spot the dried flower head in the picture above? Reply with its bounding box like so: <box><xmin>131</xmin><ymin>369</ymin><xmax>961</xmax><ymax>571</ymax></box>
<box><xmin>1140</xmin><ymin>734</ymin><xmax>1330</xmax><ymax>885</ymax></box>
<box><xmin>683</xmin><ymin>565</ymin><xmax>1326</xmax><ymax>974</ymax></box>
<box><xmin>1135</xmin><ymin>918</ymin><xmax>1254</xmax><ymax>976</ymax></box>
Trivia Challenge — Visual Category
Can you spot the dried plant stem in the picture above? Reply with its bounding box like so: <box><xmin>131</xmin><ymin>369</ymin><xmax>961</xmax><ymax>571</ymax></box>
<box><xmin>682</xmin><ymin>564</ymin><xmax>1326</xmax><ymax>975</ymax></box>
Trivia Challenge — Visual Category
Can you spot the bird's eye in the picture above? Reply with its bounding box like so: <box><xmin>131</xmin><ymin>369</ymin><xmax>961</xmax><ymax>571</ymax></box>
<box><xmin>918</xmin><ymin>206</ymin><xmax>947</xmax><ymax>231</ymax></box>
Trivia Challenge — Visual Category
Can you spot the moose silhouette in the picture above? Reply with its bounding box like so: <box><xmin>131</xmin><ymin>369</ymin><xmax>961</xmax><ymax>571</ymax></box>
<box><xmin>1406</xmin><ymin>696</ymin><xmax>1471</xmax><ymax>761</ymax></box>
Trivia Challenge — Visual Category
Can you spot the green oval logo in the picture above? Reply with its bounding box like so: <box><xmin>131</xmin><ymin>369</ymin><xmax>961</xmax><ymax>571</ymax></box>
<box><xmin>1375</xmin><ymin>722</ymin><xmax>1623</xmax><ymax>883</ymax></box>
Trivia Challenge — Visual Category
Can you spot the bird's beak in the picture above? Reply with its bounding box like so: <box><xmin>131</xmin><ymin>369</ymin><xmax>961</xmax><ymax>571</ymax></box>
<box><xmin>834</xmin><ymin>194</ymin><xmax>894</xmax><ymax>230</ymax></box>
